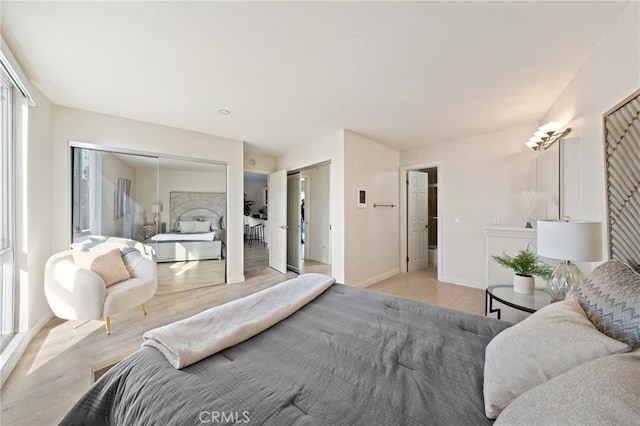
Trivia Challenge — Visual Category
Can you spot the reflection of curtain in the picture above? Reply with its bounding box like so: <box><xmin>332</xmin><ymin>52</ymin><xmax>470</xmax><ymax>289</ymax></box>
<box><xmin>114</xmin><ymin>177</ymin><xmax>131</xmax><ymax>220</ymax></box>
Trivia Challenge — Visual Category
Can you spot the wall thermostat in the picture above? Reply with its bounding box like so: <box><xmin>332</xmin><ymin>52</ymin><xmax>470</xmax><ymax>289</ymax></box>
<box><xmin>357</xmin><ymin>189</ymin><xmax>366</xmax><ymax>208</ymax></box>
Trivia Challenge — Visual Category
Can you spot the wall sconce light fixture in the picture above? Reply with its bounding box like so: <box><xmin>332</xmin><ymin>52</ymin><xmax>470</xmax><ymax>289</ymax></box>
<box><xmin>525</xmin><ymin>122</ymin><xmax>571</xmax><ymax>151</ymax></box>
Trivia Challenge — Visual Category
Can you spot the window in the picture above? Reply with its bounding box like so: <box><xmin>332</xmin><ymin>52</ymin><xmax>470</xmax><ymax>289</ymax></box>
<box><xmin>0</xmin><ymin>76</ymin><xmax>14</xmax><ymax>349</ymax></box>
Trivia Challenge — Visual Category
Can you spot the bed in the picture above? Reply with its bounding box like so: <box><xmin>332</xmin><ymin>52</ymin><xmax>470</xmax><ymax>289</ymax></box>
<box><xmin>146</xmin><ymin>230</ymin><xmax>223</xmax><ymax>262</ymax></box>
<box><xmin>61</xmin><ymin>275</ymin><xmax>509</xmax><ymax>425</ymax></box>
<box><xmin>144</xmin><ymin>191</ymin><xmax>226</xmax><ymax>262</ymax></box>
<box><xmin>61</xmin><ymin>264</ymin><xmax>640</xmax><ymax>426</ymax></box>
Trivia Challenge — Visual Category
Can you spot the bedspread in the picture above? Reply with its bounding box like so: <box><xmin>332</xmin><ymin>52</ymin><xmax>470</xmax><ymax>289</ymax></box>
<box><xmin>61</xmin><ymin>284</ymin><xmax>510</xmax><ymax>426</ymax></box>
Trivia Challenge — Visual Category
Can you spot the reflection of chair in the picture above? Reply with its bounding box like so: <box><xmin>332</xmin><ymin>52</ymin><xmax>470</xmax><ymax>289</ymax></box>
<box><xmin>246</xmin><ymin>216</ymin><xmax>265</xmax><ymax>247</ymax></box>
<box><xmin>71</xmin><ymin>236</ymin><xmax>154</xmax><ymax>260</ymax></box>
<box><xmin>244</xmin><ymin>215</ymin><xmax>250</xmax><ymax>243</ymax></box>
<box><xmin>44</xmin><ymin>248</ymin><xmax>157</xmax><ymax>335</ymax></box>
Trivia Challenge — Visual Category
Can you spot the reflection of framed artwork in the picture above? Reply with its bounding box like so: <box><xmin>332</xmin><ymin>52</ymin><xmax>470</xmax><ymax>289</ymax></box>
<box><xmin>603</xmin><ymin>88</ymin><xmax>640</xmax><ymax>271</ymax></box>
<box><xmin>263</xmin><ymin>187</ymin><xmax>268</xmax><ymax>206</ymax></box>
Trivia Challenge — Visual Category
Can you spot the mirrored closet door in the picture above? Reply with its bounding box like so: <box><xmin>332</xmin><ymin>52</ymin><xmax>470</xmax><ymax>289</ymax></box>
<box><xmin>70</xmin><ymin>144</ymin><xmax>227</xmax><ymax>294</ymax></box>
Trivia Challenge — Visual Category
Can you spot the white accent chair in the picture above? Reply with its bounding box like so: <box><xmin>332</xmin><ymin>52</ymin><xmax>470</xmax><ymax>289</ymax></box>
<box><xmin>44</xmin><ymin>248</ymin><xmax>157</xmax><ymax>334</ymax></box>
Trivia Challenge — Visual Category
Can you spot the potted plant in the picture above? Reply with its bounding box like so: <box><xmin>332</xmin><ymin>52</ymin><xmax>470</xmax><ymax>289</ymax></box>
<box><xmin>492</xmin><ymin>245</ymin><xmax>552</xmax><ymax>294</ymax></box>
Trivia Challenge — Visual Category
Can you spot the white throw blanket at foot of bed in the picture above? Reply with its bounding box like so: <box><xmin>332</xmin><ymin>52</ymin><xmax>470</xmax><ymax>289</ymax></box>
<box><xmin>142</xmin><ymin>273</ymin><xmax>336</xmax><ymax>369</ymax></box>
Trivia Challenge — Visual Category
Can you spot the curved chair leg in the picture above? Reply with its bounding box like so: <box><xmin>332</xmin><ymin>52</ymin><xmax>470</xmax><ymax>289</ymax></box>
<box><xmin>104</xmin><ymin>317</ymin><xmax>111</xmax><ymax>335</ymax></box>
<box><xmin>141</xmin><ymin>304</ymin><xmax>147</xmax><ymax>316</ymax></box>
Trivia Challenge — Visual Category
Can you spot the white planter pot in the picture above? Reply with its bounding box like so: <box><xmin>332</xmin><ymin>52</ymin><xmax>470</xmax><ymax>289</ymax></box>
<box><xmin>513</xmin><ymin>274</ymin><xmax>535</xmax><ymax>295</ymax></box>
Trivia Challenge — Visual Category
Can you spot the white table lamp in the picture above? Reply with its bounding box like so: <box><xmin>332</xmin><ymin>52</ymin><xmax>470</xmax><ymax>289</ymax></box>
<box><xmin>537</xmin><ymin>219</ymin><xmax>602</xmax><ymax>301</ymax></box>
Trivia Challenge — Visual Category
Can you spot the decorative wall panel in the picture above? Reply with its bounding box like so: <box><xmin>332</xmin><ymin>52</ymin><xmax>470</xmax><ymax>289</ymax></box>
<box><xmin>604</xmin><ymin>89</ymin><xmax>640</xmax><ymax>271</ymax></box>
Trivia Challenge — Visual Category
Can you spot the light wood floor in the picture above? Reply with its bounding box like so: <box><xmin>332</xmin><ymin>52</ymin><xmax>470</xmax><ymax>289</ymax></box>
<box><xmin>0</xmin><ymin>248</ymin><xmax>483</xmax><ymax>425</ymax></box>
<box><xmin>156</xmin><ymin>258</ymin><xmax>226</xmax><ymax>295</ymax></box>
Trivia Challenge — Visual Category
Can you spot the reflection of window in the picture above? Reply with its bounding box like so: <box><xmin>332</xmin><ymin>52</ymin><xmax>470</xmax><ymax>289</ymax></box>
<box><xmin>73</xmin><ymin>148</ymin><xmax>90</xmax><ymax>231</ymax></box>
<box><xmin>72</xmin><ymin>148</ymin><xmax>101</xmax><ymax>238</ymax></box>
<box><xmin>113</xmin><ymin>177</ymin><xmax>131</xmax><ymax>220</ymax></box>
<box><xmin>0</xmin><ymin>76</ymin><xmax>14</xmax><ymax>348</ymax></box>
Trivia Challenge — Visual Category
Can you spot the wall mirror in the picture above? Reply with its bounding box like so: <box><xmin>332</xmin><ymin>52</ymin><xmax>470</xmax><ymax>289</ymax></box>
<box><xmin>70</xmin><ymin>144</ymin><xmax>227</xmax><ymax>294</ymax></box>
<box><xmin>529</xmin><ymin>141</ymin><xmax>561</xmax><ymax>221</ymax></box>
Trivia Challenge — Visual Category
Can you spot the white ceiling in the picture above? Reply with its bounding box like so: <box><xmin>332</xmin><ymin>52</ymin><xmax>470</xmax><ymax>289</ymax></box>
<box><xmin>0</xmin><ymin>1</ymin><xmax>629</xmax><ymax>156</ymax></box>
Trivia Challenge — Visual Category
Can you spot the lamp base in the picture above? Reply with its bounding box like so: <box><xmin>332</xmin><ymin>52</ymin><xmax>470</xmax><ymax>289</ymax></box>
<box><xmin>547</xmin><ymin>261</ymin><xmax>584</xmax><ymax>302</ymax></box>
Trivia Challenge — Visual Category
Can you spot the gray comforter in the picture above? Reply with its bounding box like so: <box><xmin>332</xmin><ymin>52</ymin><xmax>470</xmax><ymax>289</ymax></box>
<box><xmin>61</xmin><ymin>284</ymin><xmax>510</xmax><ymax>425</ymax></box>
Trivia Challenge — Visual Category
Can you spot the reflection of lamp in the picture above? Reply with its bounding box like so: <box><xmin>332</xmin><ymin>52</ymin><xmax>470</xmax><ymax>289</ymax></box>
<box><xmin>525</xmin><ymin>121</ymin><xmax>571</xmax><ymax>151</ymax></box>
<box><xmin>537</xmin><ymin>219</ymin><xmax>602</xmax><ymax>301</ymax></box>
<box><xmin>151</xmin><ymin>203</ymin><xmax>162</xmax><ymax>226</ymax></box>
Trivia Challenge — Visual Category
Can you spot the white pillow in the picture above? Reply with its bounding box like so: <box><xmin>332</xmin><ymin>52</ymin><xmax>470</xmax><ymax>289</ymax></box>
<box><xmin>179</xmin><ymin>221</ymin><xmax>195</xmax><ymax>233</ymax></box>
<box><xmin>193</xmin><ymin>221</ymin><xmax>211</xmax><ymax>233</ymax></box>
<box><xmin>495</xmin><ymin>349</ymin><xmax>640</xmax><ymax>425</ymax></box>
<box><xmin>483</xmin><ymin>298</ymin><xmax>631</xmax><ymax>419</ymax></box>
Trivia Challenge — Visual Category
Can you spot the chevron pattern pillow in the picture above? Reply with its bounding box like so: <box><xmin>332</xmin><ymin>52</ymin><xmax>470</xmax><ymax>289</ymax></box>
<box><xmin>572</xmin><ymin>259</ymin><xmax>640</xmax><ymax>348</ymax></box>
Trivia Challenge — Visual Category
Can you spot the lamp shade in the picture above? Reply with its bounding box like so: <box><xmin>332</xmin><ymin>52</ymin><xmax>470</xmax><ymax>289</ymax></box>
<box><xmin>536</xmin><ymin>220</ymin><xmax>602</xmax><ymax>261</ymax></box>
<box><xmin>151</xmin><ymin>203</ymin><xmax>161</xmax><ymax>213</ymax></box>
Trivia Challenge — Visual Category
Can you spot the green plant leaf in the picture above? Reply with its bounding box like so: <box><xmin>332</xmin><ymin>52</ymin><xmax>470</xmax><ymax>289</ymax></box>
<box><xmin>491</xmin><ymin>244</ymin><xmax>552</xmax><ymax>279</ymax></box>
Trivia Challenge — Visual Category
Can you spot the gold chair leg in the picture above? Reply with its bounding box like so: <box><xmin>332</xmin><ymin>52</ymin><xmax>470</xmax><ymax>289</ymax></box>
<box><xmin>141</xmin><ymin>304</ymin><xmax>147</xmax><ymax>316</ymax></box>
<box><xmin>73</xmin><ymin>320</ymin><xmax>79</xmax><ymax>329</ymax></box>
<box><xmin>104</xmin><ymin>317</ymin><xmax>111</xmax><ymax>335</ymax></box>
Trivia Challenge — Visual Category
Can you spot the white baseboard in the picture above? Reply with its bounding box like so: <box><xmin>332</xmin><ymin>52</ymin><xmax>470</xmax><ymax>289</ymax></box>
<box><xmin>1</xmin><ymin>313</ymin><xmax>53</xmax><ymax>389</ymax></box>
<box><xmin>354</xmin><ymin>268</ymin><xmax>400</xmax><ymax>288</ymax></box>
<box><xmin>227</xmin><ymin>274</ymin><xmax>245</xmax><ymax>284</ymax></box>
<box><xmin>439</xmin><ymin>275</ymin><xmax>486</xmax><ymax>290</ymax></box>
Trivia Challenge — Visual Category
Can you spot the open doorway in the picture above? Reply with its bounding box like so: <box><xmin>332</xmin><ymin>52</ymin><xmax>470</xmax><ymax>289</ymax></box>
<box><xmin>244</xmin><ymin>164</ymin><xmax>331</xmax><ymax>279</ymax></box>
<box><xmin>401</xmin><ymin>163</ymin><xmax>441</xmax><ymax>277</ymax></box>
<box><xmin>243</xmin><ymin>171</ymin><xmax>269</xmax><ymax>278</ymax></box>
<box><xmin>286</xmin><ymin>164</ymin><xmax>331</xmax><ymax>275</ymax></box>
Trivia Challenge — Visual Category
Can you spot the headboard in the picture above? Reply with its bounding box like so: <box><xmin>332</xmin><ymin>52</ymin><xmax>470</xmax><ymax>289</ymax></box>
<box><xmin>169</xmin><ymin>192</ymin><xmax>227</xmax><ymax>231</ymax></box>
<box><xmin>604</xmin><ymin>88</ymin><xmax>640</xmax><ymax>271</ymax></box>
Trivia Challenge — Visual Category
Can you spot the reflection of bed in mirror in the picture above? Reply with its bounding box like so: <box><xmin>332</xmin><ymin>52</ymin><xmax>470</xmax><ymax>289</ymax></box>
<box><xmin>144</xmin><ymin>191</ymin><xmax>226</xmax><ymax>262</ymax></box>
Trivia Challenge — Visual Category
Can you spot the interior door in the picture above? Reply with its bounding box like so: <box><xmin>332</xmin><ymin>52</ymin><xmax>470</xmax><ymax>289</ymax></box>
<box><xmin>268</xmin><ymin>169</ymin><xmax>287</xmax><ymax>273</ymax></box>
<box><xmin>407</xmin><ymin>170</ymin><xmax>429</xmax><ymax>272</ymax></box>
<box><xmin>286</xmin><ymin>172</ymin><xmax>301</xmax><ymax>273</ymax></box>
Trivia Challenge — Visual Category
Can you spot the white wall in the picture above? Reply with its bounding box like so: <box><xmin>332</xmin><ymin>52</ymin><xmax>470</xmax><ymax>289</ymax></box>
<box><xmin>400</xmin><ymin>124</ymin><xmax>538</xmax><ymax>288</ymax></box>
<box><xmin>277</xmin><ymin>130</ymin><xmax>400</xmax><ymax>286</ymax></box>
<box><xmin>51</xmin><ymin>106</ymin><xmax>245</xmax><ymax>283</ymax></box>
<box><xmin>20</xmin><ymin>86</ymin><xmax>54</xmax><ymax>330</ymax></box>
<box><xmin>243</xmin><ymin>151</ymin><xmax>277</xmax><ymax>174</ymax></box>
<box><xmin>541</xmin><ymin>0</ymin><xmax>640</xmax><ymax>258</ymax></box>
<box><xmin>344</xmin><ymin>131</ymin><xmax>400</xmax><ymax>286</ymax></box>
<box><xmin>277</xmin><ymin>130</ymin><xmax>345</xmax><ymax>282</ymax></box>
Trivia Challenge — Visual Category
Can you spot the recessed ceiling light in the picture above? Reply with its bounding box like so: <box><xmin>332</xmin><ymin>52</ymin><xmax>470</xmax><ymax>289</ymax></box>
<box><xmin>218</xmin><ymin>109</ymin><xmax>230</xmax><ymax>115</ymax></box>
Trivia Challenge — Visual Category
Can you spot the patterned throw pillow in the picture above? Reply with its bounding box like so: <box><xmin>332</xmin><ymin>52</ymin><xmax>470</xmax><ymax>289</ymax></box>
<box><xmin>572</xmin><ymin>259</ymin><xmax>640</xmax><ymax>348</ymax></box>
